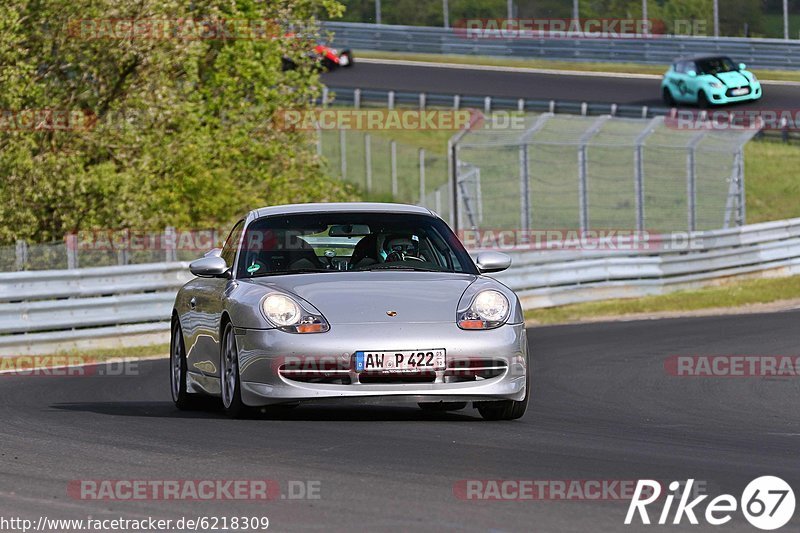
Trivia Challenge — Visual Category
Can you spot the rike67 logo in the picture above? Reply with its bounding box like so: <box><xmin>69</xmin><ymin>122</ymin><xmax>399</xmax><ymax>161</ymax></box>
<box><xmin>625</xmin><ymin>477</ymin><xmax>795</xmax><ymax>530</ymax></box>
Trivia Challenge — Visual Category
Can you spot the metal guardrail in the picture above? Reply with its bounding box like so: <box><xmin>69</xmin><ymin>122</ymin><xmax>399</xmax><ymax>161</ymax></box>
<box><xmin>0</xmin><ymin>263</ymin><xmax>192</xmax><ymax>355</ymax></box>
<box><xmin>3</xmin><ymin>217</ymin><xmax>800</xmax><ymax>353</ymax></box>
<box><xmin>323</xmin><ymin>21</ymin><xmax>800</xmax><ymax>70</ymax></box>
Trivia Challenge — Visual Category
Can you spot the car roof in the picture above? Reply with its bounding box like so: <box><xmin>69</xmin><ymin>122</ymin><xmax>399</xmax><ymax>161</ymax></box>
<box><xmin>673</xmin><ymin>54</ymin><xmax>732</xmax><ymax>63</ymax></box>
<box><xmin>252</xmin><ymin>202</ymin><xmax>435</xmax><ymax>218</ymax></box>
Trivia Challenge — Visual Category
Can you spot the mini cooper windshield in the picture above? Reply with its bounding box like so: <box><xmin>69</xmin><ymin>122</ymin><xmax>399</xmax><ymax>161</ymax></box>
<box><xmin>236</xmin><ymin>212</ymin><xmax>478</xmax><ymax>278</ymax></box>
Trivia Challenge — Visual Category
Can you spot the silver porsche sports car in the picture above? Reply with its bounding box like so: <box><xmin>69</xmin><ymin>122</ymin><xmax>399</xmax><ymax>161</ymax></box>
<box><xmin>170</xmin><ymin>203</ymin><xmax>529</xmax><ymax>420</ymax></box>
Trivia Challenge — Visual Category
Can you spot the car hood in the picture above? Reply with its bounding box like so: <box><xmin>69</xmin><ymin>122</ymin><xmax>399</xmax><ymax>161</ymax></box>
<box><xmin>248</xmin><ymin>271</ymin><xmax>477</xmax><ymax>324</ymax></box>
<box><xmin>709</xmin><ymin>70</ymin><xmax>752</xmax><ymax>87</ymax></box>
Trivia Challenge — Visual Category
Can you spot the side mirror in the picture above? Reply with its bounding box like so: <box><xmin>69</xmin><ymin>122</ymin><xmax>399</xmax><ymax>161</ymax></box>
<box><xmin>687</xmin><ymin>70</ymin><xmax>697</xmax><ymax>77</ymax></box>
<box><xmin>189</xmin><ymin>256</ymin><xmax>230</xmax><ymax>278</ymax></box>
<box><xmin>738</xmin><ymin>63</ymin><xmax>747</xmax><ymax>70</ymax></box>
<box><xmin>475</xmin><ymin>251</ymin><xmax>511</xmax><ymax>274</ymax></box>
<box><xmin>204</xmin><ymin>248</ymin><xmax>222</xmax><ymax>258</ymax></box>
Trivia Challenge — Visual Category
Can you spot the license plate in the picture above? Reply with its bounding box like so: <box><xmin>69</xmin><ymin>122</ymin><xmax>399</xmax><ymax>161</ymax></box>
<box><xmin>731</xmin><ymin>88</ymin><xmax>750</xmax><ymax>96</ymax></box>
<box><xmin>355</xmin><ymin>349</ymin><xmax>446</xmax><ymax>373</ymax></box>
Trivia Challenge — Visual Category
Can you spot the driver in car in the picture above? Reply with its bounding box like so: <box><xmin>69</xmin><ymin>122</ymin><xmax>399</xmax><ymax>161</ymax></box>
<box><xmin>383</xmin><ymin>234</ymin><xmax>425</xmax><ymax>263</ymax></box>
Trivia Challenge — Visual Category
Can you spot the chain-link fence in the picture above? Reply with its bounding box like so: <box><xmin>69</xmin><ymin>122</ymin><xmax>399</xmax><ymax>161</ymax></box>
<box><xmin>2</xmin><ymin>228</ymin><xmax>225</xmax><ymax>272</ymax></box>
<box><xmin>452</xmin><ymin>113</ymin><xmax>758</xmax><ymax>233</ymax></box>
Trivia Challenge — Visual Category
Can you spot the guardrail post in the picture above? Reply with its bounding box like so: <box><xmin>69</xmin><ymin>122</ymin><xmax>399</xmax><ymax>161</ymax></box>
<box><xmin>164</xmin><ymin>226</ymin><xmax>177</xmax><ymax>263</ymax></box>
<box><xmin>418</xmin><ymin>148</ymin><xmax>426</xmax><ymax>206</ymax></box>
<box><xmin>364</xmin><ymin>133</ymin><xmax>372</xmax><ymax>193</ymax></box>
<box><xmin>519</xmin><ymin>144</ymin><xmax>530</xmax><ymax>231</ymax></box>
<box><xmin>390</xmin><ymin>140</ymin><xmax>398</xmax><ymax>198</ymax></box>
<box><xmin>353</xmin><ymin>88</ymin><xmax>361</xmax><ymax>109</ymax></box>
<box><xmin>453</xmin><ymin>95</ymin><xmax>460</xmax><ymax>110</ymax></box>
<box><xmin>388</xmin><ymin>91</ymin><xmax>395</xmax><ymax>110</ymax></box>
<box><xmin>339</xmin><ymin>129</ymin><xmax>347</xmax><ymax>179</ymax></box>
<box><xmin>484</xmin><ymin>97</ymin><xmax>491</xmax><ymax>115</ymax></box>
<box><xmin>15</xmin><ymin>240</ymin><xmax>27</xmax><ymax>271</ymax></box>
<box><xmin>321</xmin><ymin>87</ymin><xmax>329</xmax><ymax>108</ymax></box>
<box><xmin>517</xmin><ymin>99</ymin><xmax>525</xmax><ymax>113</ymax></box>
<box><xmin>419</xmin><ymin>92</ymin><xmax>426</xmax><ymax>110</ymax></box>
<box><xmin>66</xmin><ymin>234</ymin><xmax>78</xmax><ymax>270</ymax></box>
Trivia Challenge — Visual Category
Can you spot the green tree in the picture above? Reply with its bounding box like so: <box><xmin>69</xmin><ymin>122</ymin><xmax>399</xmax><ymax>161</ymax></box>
<box><xmin>0</xmin><ymin>0</ymin><xmax>354</xmax><ymax>244</ymax></box>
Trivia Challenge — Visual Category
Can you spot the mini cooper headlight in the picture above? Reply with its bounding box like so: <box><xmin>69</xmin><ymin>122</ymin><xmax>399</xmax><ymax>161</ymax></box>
<box><xmin>458</xmin><ymin>290</ymin><xmax>510</xmax><ymax>330</ymax></box>
<box><xmin>709</xmin><ymin>81</ymin><xmax>723</xmax><ymax>89</ymax></box>
<box><xmin>262</xmin><ymin>293</ymin><xmax>329</xmax><ymax>333</ymax></box>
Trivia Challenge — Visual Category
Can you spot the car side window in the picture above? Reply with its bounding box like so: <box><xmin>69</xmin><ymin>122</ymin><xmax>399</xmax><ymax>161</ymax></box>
<box><xmin>221</xmin><ymin>220</ymin><xmax>244</xmax><ymax>268</ymax></box>
<box><xmin>674</xmin><ymin>62</ymin><xmax>683</xmax><ymax>74</ymax></box>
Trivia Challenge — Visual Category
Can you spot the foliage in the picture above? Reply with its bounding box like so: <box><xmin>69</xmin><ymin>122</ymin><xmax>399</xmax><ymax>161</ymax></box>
<box><xmin>0</xmin><ymin>0</ymin><xmax>354</xmax><ymax>244</ymax></box>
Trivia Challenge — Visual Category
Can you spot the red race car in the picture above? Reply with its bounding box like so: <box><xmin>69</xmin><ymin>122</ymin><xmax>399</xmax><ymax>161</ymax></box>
<box><xmin>282</xmin><ymin>34</ymin><xmax>353</xmax><ymax>71</ymax></box>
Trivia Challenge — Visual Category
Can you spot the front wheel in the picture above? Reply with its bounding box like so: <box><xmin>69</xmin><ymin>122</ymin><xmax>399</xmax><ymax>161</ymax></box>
<box><xmin>476</xmin><ymin>364</ymin><xmax>529</xmax><ymax>421</ymax></box>
<box><xmin>338</xmin><ymin>50</ymin><xmax>353</xmax><ymax>67</ymax></box>
<box><xmin>697</xmin><ymin>91</ymin><xmax>710</xmax><ymax>109</ymax></box>
<box><xmin>220</xmin><ymin>323</ymin><xmax>249</xmax><ymax>418</ymax></box>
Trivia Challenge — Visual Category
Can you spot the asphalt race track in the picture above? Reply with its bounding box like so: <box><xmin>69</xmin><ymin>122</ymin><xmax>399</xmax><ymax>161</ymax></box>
<box><xmin>1</xmin><ymin>312</ymin><xmax>798</xmax><ymax>532</ymax></box>
<box><xmin>322</xmin><ymin>60</ymin><xmax>800</xmax><ymax>110</ymax></box>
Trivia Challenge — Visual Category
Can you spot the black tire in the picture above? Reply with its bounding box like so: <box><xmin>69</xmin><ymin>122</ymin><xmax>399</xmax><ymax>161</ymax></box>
<box><xmin>662</xmin><ymin>87</ymin><xmax>676</xmax><ymax>107</ymax></box>
<box><xmin>170</xmin><ymin>320</ymin><xmax>204</xmax><ymax>410</ymax></box>
<box><xmin>220</xmin><ymin>322</ymin><xmax>250</xmax><ymax>418</ymax></box>
<box><xmin>418</xmin><ymin>401</ymin><xmax>467</xmax><ymax>412</ymax></box>
<box><xmin>476</xmin><ymin>362</ymin><xmax>530</xmax><ymax>421</ymax></box>
<box><xmin>697</xmin><ymin>90</ymin><xmax>710</xmax><ymax>109</ymax></box>
<box><xmin>338</xmin><ymin>50</ymin><xmax>353</xmax><ymax>68</ymax></box>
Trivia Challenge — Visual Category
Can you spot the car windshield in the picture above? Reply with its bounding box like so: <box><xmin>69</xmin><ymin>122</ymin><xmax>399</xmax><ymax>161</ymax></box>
<box><xmin>695</xmin><ymin>57</ymin><xmax>738</xmax><ymax>75</ymax></box>
<box><xmin>236</xmin><ymin>212</ymin><xmax>477</xmax><ymax>278</ymax></box>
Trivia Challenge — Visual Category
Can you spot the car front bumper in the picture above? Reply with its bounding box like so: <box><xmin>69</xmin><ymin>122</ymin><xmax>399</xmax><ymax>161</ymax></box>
<box><xmin>708</xmin><ymin>82</ymin><xmax>762</xmax><ymax>104</ymax></box>
<box><xmin>231</xmin><ymin>322</ymin><xmax>528</xmax><ymax>406</ymax></box>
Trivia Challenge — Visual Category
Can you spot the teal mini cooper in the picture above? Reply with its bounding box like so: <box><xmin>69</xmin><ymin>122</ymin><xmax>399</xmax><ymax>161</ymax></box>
<box><xmin>661</xmin><ymin>55</ymin><xmax>762</xmax><ymax>107</ymax></box>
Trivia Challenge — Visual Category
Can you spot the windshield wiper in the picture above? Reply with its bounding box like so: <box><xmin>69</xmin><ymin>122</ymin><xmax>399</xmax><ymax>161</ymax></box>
<box><xmin>249</xmin><ymin>268</ymin><xmax>331</xmax><ymax>277</ymax></box>
<box><xmin>357</xmin><ymin>264</ymin><xmax>442</xmax><ymax>272</ymax></box>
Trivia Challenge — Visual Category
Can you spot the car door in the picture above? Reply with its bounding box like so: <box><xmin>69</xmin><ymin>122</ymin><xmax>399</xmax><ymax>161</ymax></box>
<box><xmin>185</xmin><ymin>219</ymin><xmax>244</xmax><ymax>380</ymax></box>
<box><xmin>667</xmin><ymin>61</ymin><xmax>692</xmax><ymax>103</ymax></box>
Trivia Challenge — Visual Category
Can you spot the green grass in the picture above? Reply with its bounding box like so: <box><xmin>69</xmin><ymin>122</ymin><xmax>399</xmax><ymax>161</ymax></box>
<box><xmin>357</xmin><ymin>50</ymin><xmax>800</xmax><ymax>83</ymax></box>
<box><xmin>53</xmin><ymin>343</ymin><xmax>170</xmax><ymax>362</ymax></box>
<box><xmin>525</xmin><ymin>275</ymin><xmax>800</xmax><ymax>325</ymax></box>
<box><xmin>744</xmin><ymin>138</ymin><xmax>800</xmax><ymax>223</ymax></box>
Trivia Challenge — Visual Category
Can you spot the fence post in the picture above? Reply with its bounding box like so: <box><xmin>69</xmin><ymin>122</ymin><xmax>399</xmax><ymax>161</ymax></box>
<box><xmin>435</xmin><ymin>189</ymin><xmax>442</xmax><ymax>214</ymax></box>
<box><xmin>390</xmin><ymin>140</ymin><xmax>398</xmax><ymax>198</ymax></box>
<box><xmin>65</xmin><ymin>234</ymin><xmax>78</xmax><ymax>270</ymax></box>
<box><xmin>15</xmin><ymin>240</ymin><xmax>27</xmax><ymax>271</ymax></box>
<box><xmin>577</xmin><ymin>146</ymin><xmax>589</xmax><ymax>232</ymax></box>
<box><xmin>634</xmin><ymin>144</ymin><xmax>645</xmax><ymax>232</ymax></box>
<box><xmin>164</xmin><ymin>226</ymin><xmax>177</xmax><ymax>263</ymax></box>
<box><xmin>339</xmin><ymin>129</ymin><xmax>347</xmax><ymax>180</ymax></box>
<box><xmin>321</xmin><ymin>87</ymin><xmax>329</xmax><ymax>108</ymax></box>
<box><xmin>364</xmin><ymin>133</ymin><xmax>372</xmax><ymax>193</ymax></box>
<box><xmin>418</xmin><ymin>148</ymin><xmax>426</xmax><ymax>206</ymax></box>
<box><xmin>737</xmin><ymin>149</ymin><xmax>746</xmax><ymax>226</ymax></box>
<box><xmin>519</xmin><ymin>144</ymin><xmax>530</xmax><ymax>231</ymax></box>
<box><xmin>686</xmin><ymin>148</ymin><xmax>697</xmax><ymax>232</ymax></box>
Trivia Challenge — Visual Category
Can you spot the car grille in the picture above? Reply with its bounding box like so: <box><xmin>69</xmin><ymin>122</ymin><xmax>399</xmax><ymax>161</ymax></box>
<box><xmin>726</xmin><ymin>87</ymin><xmax>750</xmax><ymax>97</ymax></box>
<box><xmin>278</xmin><ymin>357</ymin><xmax>508</xmax><ymax>385</ymax></box>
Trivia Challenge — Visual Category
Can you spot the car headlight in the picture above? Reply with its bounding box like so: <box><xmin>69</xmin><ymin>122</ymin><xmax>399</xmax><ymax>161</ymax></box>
<box><xmin>458</xmin><ymin>290</ymin><xmax>510</xmax><ymax>330</ymax></box>
<box><xmin>709</xmin><ymin>82</ymin><xmax>723</xmax><ymax>89</ymax></box>
<box><xmin>262</xmin><ymin>293</ymin><xmax>329</xmax><ymax>333</ymax></box>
